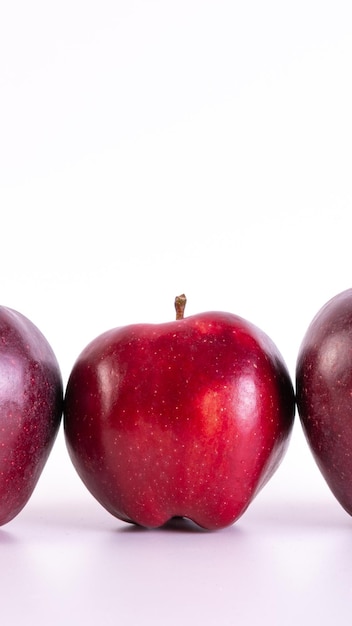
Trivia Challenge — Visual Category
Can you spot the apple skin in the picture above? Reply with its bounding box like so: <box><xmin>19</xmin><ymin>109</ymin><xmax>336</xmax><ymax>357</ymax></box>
<box><xmin>296</xmin><ymin>288</ymin><xmax>352</xmax><ymax>515</ymax></box>
<box><xmin>64</xmin><ymin>309</ymin><xmax>295</xmax><ymax>530</ymax></box>
<box><xmin>0</xmin><ymin>306</ymin><xmax>63</xmax><ymax>526</ymax></box>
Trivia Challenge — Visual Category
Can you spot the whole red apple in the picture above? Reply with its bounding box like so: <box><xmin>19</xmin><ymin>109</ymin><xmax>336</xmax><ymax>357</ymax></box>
<box><xmin>297</xmin><ymin>288</ymin><xmax>352</xmax><ymax>515</ymax></box>
<box><xmin>0</xmin><ymin>306</ymin><xmax>63</xmax><ymax>525</ymax></box>
<box><xmin>64</xmin><ymin>296</ymin><xmax>294</xmax><ymax>530</ymax></box>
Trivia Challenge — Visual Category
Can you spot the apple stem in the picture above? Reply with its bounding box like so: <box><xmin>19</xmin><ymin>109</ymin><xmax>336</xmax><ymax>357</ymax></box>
<box><xmin>175</xmin><ymin>294</ymin><xmax>187</xmax><ymax>320</ymax></box>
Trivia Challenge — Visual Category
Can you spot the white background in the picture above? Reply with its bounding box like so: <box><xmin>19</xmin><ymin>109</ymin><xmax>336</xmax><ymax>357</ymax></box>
<box><xmin>1</xmin><ymin>1</ymin><xmax>352</xmax><ymax>624</ymax></box>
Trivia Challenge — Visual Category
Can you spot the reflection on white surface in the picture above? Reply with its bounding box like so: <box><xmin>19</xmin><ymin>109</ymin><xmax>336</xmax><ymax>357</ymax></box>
<box><xmin>0</xmin><ymin>429</ymin><xmax>351</xmax><ymax>626</ymax></box>
<box><xmin>2</xmin><ymin>485</ymin><xmax>352</xmax><ymax>626</ymax></box>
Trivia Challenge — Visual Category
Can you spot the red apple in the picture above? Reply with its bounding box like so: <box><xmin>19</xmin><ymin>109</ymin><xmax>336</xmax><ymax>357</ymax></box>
<box><xmin>0</xmin><ymin>306</ymin><xmax>63</xmax><ymax>525</ymax></box>
<box><xmin>296</xmin><ymin>288</ymin><xmax>352</xmax><ymax>514</ymax></box>
<box><xmin>64</xmin><ymin>296</ymin><xmax>294</xmax><ymax>530</ymax></box>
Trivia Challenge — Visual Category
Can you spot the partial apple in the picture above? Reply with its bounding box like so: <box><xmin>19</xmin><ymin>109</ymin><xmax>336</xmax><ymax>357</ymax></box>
<box><xmin>297</xmin><ymin>288</ymin><xmax>352</xmax><ymax>515</ymax></box>
<box><xmin>64</xmin><ymin>296</ymin><xmax>295</xmax><ymax>530</ymax></box>
<box><xmin>0</xmin><ymin>306</ymin><xmax>63</xmax><ymax>525</ymax></box>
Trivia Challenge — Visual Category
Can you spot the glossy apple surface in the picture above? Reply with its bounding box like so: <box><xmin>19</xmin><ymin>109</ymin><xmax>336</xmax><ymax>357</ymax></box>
<box><xmin>64</xmin><ymin>299</ymin><xmax>295</xmax><ymax>530</ymax></box>
<box><xmin>296</xmin><ymin>288</ymin><xmax>352</xmax><ymax>514</ymax></box>
<box><xmin>0</xmin><ymin>307</ymin><xmax>63</xmax><ymax>525</ymax></box>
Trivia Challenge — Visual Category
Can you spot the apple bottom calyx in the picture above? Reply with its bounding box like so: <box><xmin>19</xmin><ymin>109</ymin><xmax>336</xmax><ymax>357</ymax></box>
<box><xmin>64</xmin><ymin>308</ymin><xmax>295</xmax><ymax>530</ymax></box>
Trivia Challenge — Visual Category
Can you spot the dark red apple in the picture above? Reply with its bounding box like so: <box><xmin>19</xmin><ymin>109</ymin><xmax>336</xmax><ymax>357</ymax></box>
<box><xmin>64</xmin><ymin>296</ymin><xmax>295</xmax><ymax>530</ymax></box>
<box><xmin>296</xmin><ymin>288</ymin><xmax>352</xmax><ymax>514</ymax></box>
<box><xmin>0</xmin><ymin>306</ymin><xmax>63</xmax><ymax>525</ymax></box>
